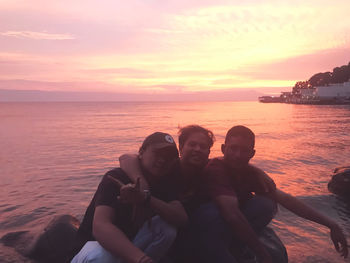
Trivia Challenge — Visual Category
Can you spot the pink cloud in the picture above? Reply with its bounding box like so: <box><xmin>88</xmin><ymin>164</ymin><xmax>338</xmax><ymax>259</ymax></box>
<box><xmin>0</xmin><ymin>31</ymin><xmax>74</xmax><ymax>40</ymax></box>
<box><xmin>1</xmin><ymin>0</ymin><xmax>350</xmax><ymax>94</ymax></box>
<box><xmin>82</xmin><ymin>68</ymin><xmax>155</xmax><ymax>78</ymax></box>
<box><xmin>234</xmin><ymin>47</ymin><xmax>350</xmax><ymax>81</ymax></box>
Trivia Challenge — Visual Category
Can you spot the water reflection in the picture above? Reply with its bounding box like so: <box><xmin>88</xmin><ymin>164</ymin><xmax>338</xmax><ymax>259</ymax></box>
<box><xmin>1</xmin><ymin>101</ymin><xmax>350</xmax><ymax>262</ymax></box>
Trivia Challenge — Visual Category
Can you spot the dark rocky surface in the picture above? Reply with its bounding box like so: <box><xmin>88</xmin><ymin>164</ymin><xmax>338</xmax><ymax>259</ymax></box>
<box><xmin>1</xmin><ymin>214</ymin><xmax>287</xmax><ymax>263</ymax></box>
<box><xmin>1</xmin><ymin>214</ymin><xmax>79</xmax><ymax>263</ymax></box>
<box><xmin>328</xmin><ymin>166</ymin><xmax>350</xmax><ymax>200</ymax></box>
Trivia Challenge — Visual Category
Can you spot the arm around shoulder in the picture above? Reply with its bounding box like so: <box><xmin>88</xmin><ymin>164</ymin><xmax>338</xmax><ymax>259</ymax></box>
<box><xmin>119</xmin><ymin>153</ymin><xmax>149</xmax><ymax>191</ymax></box>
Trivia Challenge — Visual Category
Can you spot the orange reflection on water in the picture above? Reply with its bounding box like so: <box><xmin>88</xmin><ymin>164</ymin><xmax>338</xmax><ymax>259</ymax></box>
<box><xmin>163</xmin><ymin>101</ymin><xmax>334</xmax><ymax>197</ymax></box>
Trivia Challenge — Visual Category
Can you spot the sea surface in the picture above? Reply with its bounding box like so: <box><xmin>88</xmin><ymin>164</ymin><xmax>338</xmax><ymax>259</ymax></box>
<box><xmin>1</xmin><ymin>101</ymin><xmax>350</xmax><ymax>263</ymax></box>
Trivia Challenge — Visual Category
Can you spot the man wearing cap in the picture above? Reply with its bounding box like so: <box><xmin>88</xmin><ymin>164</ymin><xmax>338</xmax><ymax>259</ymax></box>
<box><xmin>71</xmin><ymin>132</ymin><xmax>188</xmax><ymax>263</ymax></box>
<box><xmin>118</xmin><ymin>125</ymin><xmax>276</xmax><ymax>262</ymax></box>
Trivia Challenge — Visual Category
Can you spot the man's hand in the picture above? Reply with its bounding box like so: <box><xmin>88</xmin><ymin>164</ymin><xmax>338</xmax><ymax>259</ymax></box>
<box><xmin>137</xmin><ymin>254</ymin><xmax>154</xmax><ymax>263</ymax></box>
<box><xmin>330</xmin><ymin>223</ymin><xmax>348</xmax><ymax>258</ymax></box>
<box><xmin>260</xmin><ymin>258</ymin><xmax>273</xmax><ymax>263</ymax></box>
<box><xmin>249</xmin><ymin>165</ymin><xmax>276</xmax><ymax>193</ymax></box>
<box><xmin>257</xmin><ymin>172</ymin><xmax>276</xmax><ymax>193</ymax></box>
<box><xmin>119</xmin><ymin>178</ymin><xmax>147</xmax><ymax>205</ymax></box>
<box><xmin>108</xmin><ymin>176</ymin><xmax>147</xmax><ymax>205</ymax></box>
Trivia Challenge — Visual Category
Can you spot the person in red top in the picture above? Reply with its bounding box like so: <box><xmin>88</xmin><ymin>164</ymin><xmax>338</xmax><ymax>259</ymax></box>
<box><xmin>202</xmin><ymin>125</ymin><xmax>348</xmax><ymax>263</ymax></box>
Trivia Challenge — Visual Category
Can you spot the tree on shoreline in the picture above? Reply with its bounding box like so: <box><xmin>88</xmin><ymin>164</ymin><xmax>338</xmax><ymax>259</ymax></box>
<box><xmin>292</xmin><ymin>62</ymin><xmax>350</xmax><ymax>94</ymax></box>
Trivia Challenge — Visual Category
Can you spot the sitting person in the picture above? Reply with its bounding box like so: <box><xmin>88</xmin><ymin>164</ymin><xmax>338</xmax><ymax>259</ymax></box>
<box><xmin>71</xmin><ymin>132</ymin><xmax>188</xmax><ymax>263</ymax></box>
<box><xmin>119</xmin><ymin>125</ymin><xmax>275</xmax><ymax>262</ymax></box>
<box><xmin>119</xmin><ymin>125</ymin><xmax>216</xmax><ymax>262</ymax></box>
<box><xmin>201</xmin><ymin>125</ymin><xmax>348</xmax><ymax>262</ymax></box>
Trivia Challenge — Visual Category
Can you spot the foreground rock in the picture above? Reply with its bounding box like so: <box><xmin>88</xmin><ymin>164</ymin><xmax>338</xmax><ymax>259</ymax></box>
<box><xmin>1</xmin><ymin>214</ymin><xmax>287</xmax><ymax>263</ymax></box>
<box><xmin>328</xmin><ymin>166</ymin><xmax>350</xmax><ymax>199</ymax></box>
<box><xmin>258</xmin><ymin>227</ymin><xmax>288</xmax><ymax>263</ymax></box>
<box><xmin>235</xmin><ymin>226</ymin><xmax>287</xmax><ymax>263</ymax></box>
<box><xmin>1</xmin><ymin>214</ymin><xmax>79</xmax><ymax>263</ymax></box>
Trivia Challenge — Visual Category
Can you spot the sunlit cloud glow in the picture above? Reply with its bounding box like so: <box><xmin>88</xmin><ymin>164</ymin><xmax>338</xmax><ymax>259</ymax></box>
<box><xmin>0</xmin><ymin>31</ymin><xmax>75</xmax><ymax>40</ymax></box>
<box><xmin>0</xmin><ymin>0</ymin><xmax>349</xmax><ymax>96</ymax></box>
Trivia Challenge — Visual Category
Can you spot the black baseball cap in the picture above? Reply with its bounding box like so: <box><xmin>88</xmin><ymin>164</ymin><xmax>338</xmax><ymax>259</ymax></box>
<box><xmin>140</xmin><ymin>132</ymin><xmax>179</xmax><ymax>156</ymax></box>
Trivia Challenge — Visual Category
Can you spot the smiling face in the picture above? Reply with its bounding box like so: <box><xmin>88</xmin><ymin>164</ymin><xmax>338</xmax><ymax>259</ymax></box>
<box><xmin>222</xmin><ymin>135</ymin><xmax>255</xmax><ymax>170</ymax></box>
<box><xmin>179</xmin><ymin>132</ymin><xmax>211</xmax><ymax>169</ymax></box>
<box><xmin>139</xmin><ymin>145</ymin><xmax>178</xmax><ymax>177</ymax></box>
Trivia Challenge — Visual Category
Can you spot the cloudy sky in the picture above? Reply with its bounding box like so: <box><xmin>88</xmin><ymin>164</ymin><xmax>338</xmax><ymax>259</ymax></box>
<box><xmin>1</xmin><ymin>0</ymin><xmax>350</xmax><ymax>96</ymax></box>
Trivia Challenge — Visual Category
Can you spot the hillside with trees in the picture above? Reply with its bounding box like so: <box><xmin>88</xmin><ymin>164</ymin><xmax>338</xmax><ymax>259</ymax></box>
<box><xmin>292</xmin><ymin>62</ymin><xmax>350</xmax><ymax>94</ymax></box>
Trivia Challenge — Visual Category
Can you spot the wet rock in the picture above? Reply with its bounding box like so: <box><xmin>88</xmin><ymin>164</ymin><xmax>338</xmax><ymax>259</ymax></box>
<box><xmin>1</xmin><ymin>214</ymin><xmax>80</xmax><ymax>263</ymax></box>
<box><xmin>259</xmin><ymin>227</ymin><xmax>288</xmax><ymax>263</ymax></box>
<box><xmin>0</xmin><ymin>243</ymin><xmax>35</xmax><ymax>263</ymax></box>
<box><xmin>1</xmin><ymin>214</ymin><xmax>287</xmax><ymax>263</ymax></box>
<box><xmin>1</xmin><ymin>231</ymin><xmax>32</xmax><ymax>248</ymax></box>
<box><xmin>236</xmin><ymin>226</ymin><xmax>288</xmax><ymax>263</ymax></box>
<box><xmin>328</xmin><ymin>166</ymin><xmax>350</xmax><ymax>199</ymax></box>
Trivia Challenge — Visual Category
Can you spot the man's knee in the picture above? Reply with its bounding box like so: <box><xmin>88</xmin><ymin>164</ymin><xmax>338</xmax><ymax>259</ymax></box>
<box><xmin>243</xmin><ymin>195</ymin><xmax>277</xmax><ymax>232</ymax></box>
<box><xmin>71</xmin><ymin>241</ymin><xmax>118</xmax><ymax>263</ymax></box>
<box><xmin>253</xmin><ymin>195</ymin><xmax>277</xmax><ymax>215</ymax></box>
<box><xmin>152</xmin><ymin>216</ymin><xmax>177</xmax><ymax>247</ymax></box>
<box><xmin>191</xmin><ymin>202</ymin><xmax>223</xmax><ymax>228</ymax></box>
<box><xmin>190</xmin><ymin>203</ymin><xmax>231</xmax><ymax>245</ymax></box>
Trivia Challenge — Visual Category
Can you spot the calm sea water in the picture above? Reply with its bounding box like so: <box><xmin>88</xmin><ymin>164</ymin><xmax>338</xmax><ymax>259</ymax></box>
<box><xmin>1</xmin><ymin>101</ymin><xmax>350</xmax><ymax>262</ymax></box>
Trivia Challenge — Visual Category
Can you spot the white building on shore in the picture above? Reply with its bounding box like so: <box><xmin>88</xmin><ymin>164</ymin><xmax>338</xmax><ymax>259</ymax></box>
<box><xmin>314</xmin><ymin>81</ymin><xmax>350</xmax><ymax>99</ymax></box>
<box><xmin>300</xmin><ymin>88</ymin><xmax>315</xmax><ymax>99</ymax></box>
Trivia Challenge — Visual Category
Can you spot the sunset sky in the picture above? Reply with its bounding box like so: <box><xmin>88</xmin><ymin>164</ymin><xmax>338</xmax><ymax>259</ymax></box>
<box><xmin>1</xmin><ymin>0</ymin><xmax>350</xmax><ymax>97</ymax></box>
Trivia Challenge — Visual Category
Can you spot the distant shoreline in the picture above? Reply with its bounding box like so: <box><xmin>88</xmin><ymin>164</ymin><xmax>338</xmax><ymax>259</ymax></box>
<box><xmin>0</xmin><ymin>88</ymin><xmax>287</xmax><ymax>102</ymax></box>
<box><xmin>259</xmin><ymin>81</ymin><xmax>350</xmax><ymax>105</ymax></box>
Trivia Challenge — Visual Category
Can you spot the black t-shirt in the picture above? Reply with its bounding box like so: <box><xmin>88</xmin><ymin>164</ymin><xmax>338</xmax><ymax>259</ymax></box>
<box><xmin>76</xmin><ymin>168</ymin><xmax>179</xmax><ymax>249</ymax></box>
<box><xmin>164</xmin><ymin>161</ymin><xmax>210</xmax><ymax>215</ymax></box>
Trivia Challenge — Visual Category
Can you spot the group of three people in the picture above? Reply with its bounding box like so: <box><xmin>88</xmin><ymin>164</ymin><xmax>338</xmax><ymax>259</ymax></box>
<box><xmin>71</xmin><ymin>125</ymin><xmax>348</xmax><ymax>263</ymax></box>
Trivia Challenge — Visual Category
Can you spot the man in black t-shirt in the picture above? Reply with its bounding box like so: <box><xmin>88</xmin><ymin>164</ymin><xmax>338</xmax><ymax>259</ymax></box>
<box><xmin>119</xmin><ymin>125</ymin><xmax>217</xmax><ymax>262</ymax></box>
<box><xmin>71</xmin><ymin>132</ymin><xmax>188</xmax><ymax>263</ymax></box>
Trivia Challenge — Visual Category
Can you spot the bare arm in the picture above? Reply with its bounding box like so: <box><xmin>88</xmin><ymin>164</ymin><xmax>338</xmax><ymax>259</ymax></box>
<box><xmin>215</xmin><ymin>195</ymin><xmax>273</xmax><ymax>263</ymax></box>
<box><xmin>149</xmin><ymin>198</ymin><xmax>188</xmax><ymax>227</ymax></box>
<box><xmin>93</xmin><ymin>205</ymin><xmax>152</xmax><ymax>263</ymax></box>
<box><xmin>119</xmin><ymin>154</ymin><xmax>149</xmax><ymax>191</ymax></box>
<box><xmin>275</xmin><ymin>189</ymin><xmax>348</xmax><ymax>258</ymax></box>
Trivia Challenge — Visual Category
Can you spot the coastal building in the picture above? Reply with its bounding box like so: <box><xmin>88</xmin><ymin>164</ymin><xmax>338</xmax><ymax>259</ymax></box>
<box><xmin>300</xmin><ymin>88</ymin><xmax>316</xmax><ymax>100</ymax></box>
<box><xmin>258</xmin><ymin>81</ymin><xmax>350</xmax><ymax>104</ymax></box>
<box><xmin>281</xmin><ymin>92</ymin><xmax>292</xmax><ymax>99</ymax></box>
<box><xmin>314</xmin><ymin>81</ymin><xmax>350</xmax><ymax>99</ymax></box>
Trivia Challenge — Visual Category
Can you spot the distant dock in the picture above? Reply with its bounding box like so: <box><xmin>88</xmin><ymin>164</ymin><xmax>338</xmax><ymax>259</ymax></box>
<box><xmin>258</xmin><ymin>96</ymin><xmax>283</xmax><ymax>103</ymax></box>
